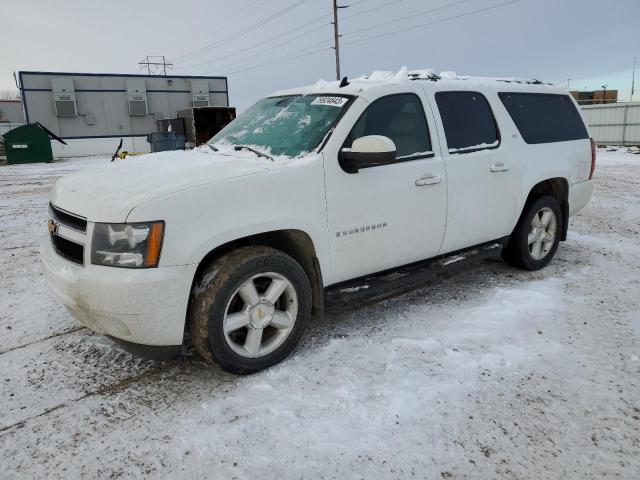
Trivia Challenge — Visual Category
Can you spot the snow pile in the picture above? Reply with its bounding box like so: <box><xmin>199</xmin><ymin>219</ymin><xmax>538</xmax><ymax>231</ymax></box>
<box><xmin>449</xmin><ymin>140</ymin><xmax>500</xmax><ymax>153</ymax></box>
<box><xmin>312</xmin><ymin>66</ymin><xmax>418</xmax><ymax>91</ymax></box>
<box><xmin>205</xmin><ymin>139</ymin><xmax>317</xmax><ymax>164</ymax></box>
<box><xmin>292</xmin><ymin>66</ymin><xmax>560</xmax><ymax>95</ymax></box>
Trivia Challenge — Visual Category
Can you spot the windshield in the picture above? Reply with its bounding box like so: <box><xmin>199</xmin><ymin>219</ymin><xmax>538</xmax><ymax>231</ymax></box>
<box><xmin>209</xmin><ymin>94</ymin><xmax>352</xmax><ymax>157</ymax></box>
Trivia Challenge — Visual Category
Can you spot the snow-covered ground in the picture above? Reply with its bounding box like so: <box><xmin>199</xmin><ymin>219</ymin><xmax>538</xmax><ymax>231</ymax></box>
<box><xmin>1</xmin><ymin>150</ymin><xmax>639</xmax><ymax>479</ymax></box>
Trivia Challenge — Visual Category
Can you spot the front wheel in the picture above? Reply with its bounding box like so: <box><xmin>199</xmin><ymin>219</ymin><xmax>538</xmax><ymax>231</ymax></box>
<box><xmin>189</xmin><ymin>246</ymin><xmax>312</xmax><ymax>374</ymax></box>
<box><xmin>502</xmin><ymin>195</ymin><xmax>562</xmax><ymax>271</ymax></box>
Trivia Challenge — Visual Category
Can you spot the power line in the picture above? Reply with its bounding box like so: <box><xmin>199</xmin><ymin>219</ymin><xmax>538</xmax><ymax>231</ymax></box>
<box><xmin>343</xmin><ymin>0</ymin><xmax>473</xmax><ymax>37</ymax></box>
<box><xmin>343</xmin><ymin>0</ymin><xmax>522</xmax><ymax>46</ymax></box>
<box><xmin>180</xmin><ymin>0</ymin><xmax>410</xmax><ymax>74</ymax></box>
<box><xmin>224</xmin><ymin>44</ymin><xmax>333</xmax><ymax>76</ymax></box>
<box><xmin>334</xmin><ymin>0</ymin><xmax>473</xmax><ymax>79</ymax></box>
<box><xmin>174</xmin><ymin>1</ymin><xmax>308</xmax><ymax>63</ymax></box>
<box><xmin>180</xmin><ymin>0</ymin><xmax>395</xmax><ymax>73</ymax></box>
<box><xmin>221</xmin><ymin>0</ymin><xmax>523</xmax><ymax>78</ymax></box>
<box><xmin>203</xmin><ymin>29</ymin><xmax>331</xmax><ymax>75</ymax></box>
<box><xmin>175</xmin><ymin>1</ymin><xmax>309</xmax><ymax>64</ymax></box>
<box><xmin>176</xmin><ymin>0</ymin><xmax>264</xmax><ymax>53</ymax></box>
<box><xmin>342</xmin><ymin>0</ymin><xmax>407</xmax><ymax>20</ymax></box>
<box><xmin>181</xmin><ymin>14</ymin><xmax>330</xmax><ymax>71</ymax></box>
<box><xmin>173</xmin><ymin>0</ymin><xmax>312</xmax><ymax>64</ymax></box>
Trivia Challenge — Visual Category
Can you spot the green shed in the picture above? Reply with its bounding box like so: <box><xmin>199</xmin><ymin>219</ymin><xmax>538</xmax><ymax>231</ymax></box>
<box><xmin>1</xmin><ymin>122</ymin><xmax>67</xmax><ymax>164</ymax></box>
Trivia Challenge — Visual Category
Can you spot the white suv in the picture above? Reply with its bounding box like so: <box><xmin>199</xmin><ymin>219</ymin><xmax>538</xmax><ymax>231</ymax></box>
<box><xmin>42</xmin><ymin>69</ymin><xmax>595</xmax><ymax>373</ymax></box>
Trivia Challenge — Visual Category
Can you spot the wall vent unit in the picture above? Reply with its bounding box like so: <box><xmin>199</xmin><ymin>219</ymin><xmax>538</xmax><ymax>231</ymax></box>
<box><xmin>191</xmin><ymin>80</ymin><xmax>210</xmax><ymax>108</ymax></box>
<box><xmin>52</xmin><ymin>78</ymin><xmax>77</xmax><ymax>117</ymax></box>
<box><xmin>126</xmin><ymin>79</ymin><xmax>148</xmax><ymax>116</ymax></box>
<box><xmin>192</xmin><ymin>96</ymin><xmax>209</xmax><ymax>108</ymax></box>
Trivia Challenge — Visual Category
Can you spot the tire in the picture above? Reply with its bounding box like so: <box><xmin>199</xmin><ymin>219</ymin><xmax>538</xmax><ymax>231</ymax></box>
<box><xmin>502</xmin><ymin>195</ymin><xmax>562</xmax><ymax>271</ymax></box>
<box><xmin>189</xmin><ymin>246</ymin><xmax>312</xmax><ymax>374</ymax></box>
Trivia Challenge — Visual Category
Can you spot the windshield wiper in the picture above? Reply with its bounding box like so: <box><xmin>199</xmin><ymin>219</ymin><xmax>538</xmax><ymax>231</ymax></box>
<box><xmin>234</xmin><ymin>145</ymin><xmax>273</xmax><ymax>161</ymax></box>
<box><xmin>204</xmin><ymin>143</ymin><xmax>218</xmax><ymax>152</ymax></box>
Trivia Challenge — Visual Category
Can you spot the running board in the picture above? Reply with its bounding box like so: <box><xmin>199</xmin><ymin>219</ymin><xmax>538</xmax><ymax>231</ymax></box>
<box><xmin>324</xmin><ymin>239</ymin><xmax>508</xmax><ymax>312</ymax></box>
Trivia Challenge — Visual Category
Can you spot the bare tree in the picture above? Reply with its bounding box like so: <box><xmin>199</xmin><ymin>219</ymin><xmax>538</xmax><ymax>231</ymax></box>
<box><xmin>0</xmin><ymin>89</ymin><xmax>21</xmax><ymax>100</ymax></box>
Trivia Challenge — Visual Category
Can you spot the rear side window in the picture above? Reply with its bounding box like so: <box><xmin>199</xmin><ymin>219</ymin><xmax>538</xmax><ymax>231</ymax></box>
<box><xmin>498</xmin><ymin>92</ymin><xmax>589</xmax><ymax>144</ymax></box>
<box><xmin>435</xmin><ymin>91</ymin><xmax>499</xmax><ymax>153</ymax></box>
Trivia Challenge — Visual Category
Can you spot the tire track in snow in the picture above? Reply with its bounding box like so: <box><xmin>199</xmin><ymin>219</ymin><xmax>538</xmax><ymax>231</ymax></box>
<box><xmin>0</xmin><ymin>367</ymin><xmax>168</xmax><ymax>436</ymax></box>
<box><xmin>0</xmin><ymin>326</ymin><xmax>86</xmax><ymax>356</ymax></box>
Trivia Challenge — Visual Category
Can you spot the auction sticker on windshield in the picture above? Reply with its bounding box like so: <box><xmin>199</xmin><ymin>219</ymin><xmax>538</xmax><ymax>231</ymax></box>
<box><xmin>311</xmin><ymin>96</ymin><xmax>349</xmax><ymax>107</ymax></box>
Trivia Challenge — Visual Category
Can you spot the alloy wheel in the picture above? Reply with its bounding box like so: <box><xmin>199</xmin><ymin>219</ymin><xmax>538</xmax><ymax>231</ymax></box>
<box><xmin>222</xmin><ymin>272</ymin><xmax>298</xmax><ymax>358</ymax></box>
<box><xmin>528</xmin><ymin>207</ymin><xmax>557</xmax><ymax>260</ymax></box>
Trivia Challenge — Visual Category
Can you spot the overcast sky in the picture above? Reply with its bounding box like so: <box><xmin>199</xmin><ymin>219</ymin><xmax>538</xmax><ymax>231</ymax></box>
<box><xmin>2</xmin><ymin>0</ymin><xmax>638</xmax><ymax>110</ymax></box>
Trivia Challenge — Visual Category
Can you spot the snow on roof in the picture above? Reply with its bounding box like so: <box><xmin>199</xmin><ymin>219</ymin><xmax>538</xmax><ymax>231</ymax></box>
<box><xmin>273</xmin><ymin>66</ymin><xmax>563</xmax><ymax>97</ymax></box>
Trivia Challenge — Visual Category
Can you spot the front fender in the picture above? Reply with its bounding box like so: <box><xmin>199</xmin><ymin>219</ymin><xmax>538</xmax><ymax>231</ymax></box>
<box><xmin>126</xmin><ymin>158</ymin><xmax>329</xmax><ymax>275</ymax></box>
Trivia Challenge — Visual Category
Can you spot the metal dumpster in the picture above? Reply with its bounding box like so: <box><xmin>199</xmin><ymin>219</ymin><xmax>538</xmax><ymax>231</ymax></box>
<box><xmin>1</xmin><ymin>122</ymin><xmax>67</xmax><ymax>164</ymax></box>
<box><xmin>147</xmin><ymin>132</ymin><xmax>186</xmax><ymax>153</ymax></box>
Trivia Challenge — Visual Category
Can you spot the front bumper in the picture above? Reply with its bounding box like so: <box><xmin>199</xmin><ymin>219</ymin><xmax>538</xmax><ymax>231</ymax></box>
<box><xmin>41</xmin><ymin>238</ymin><xmax>197</xmax><ymax>346</ymax></box>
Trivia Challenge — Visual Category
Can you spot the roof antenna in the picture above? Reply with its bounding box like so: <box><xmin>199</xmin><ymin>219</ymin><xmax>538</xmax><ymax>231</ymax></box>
<box><xmin>339</xmin><ymin>76</ymin><xmax>349</xmax><ymax>88</ymax></box>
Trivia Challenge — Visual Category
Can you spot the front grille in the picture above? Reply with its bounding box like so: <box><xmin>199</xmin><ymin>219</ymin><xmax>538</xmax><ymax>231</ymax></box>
<box><xmin>51</xmin><ymin>234</ymin><xmax>84</xmax><ymax>265</ymax></box>
<box><xmin>50</xmin><ymin>204</ymin><xmax>87</xmax><ymax>232</ymax></box>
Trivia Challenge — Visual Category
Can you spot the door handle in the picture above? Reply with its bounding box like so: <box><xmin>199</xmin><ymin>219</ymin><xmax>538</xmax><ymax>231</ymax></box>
<box><xmin>490</xmin><ymin>162</ymin><xmax>510</xmax><ymax>172</ymax></box>
<box><xmin>415</xmin><ymin>174</ymin><xmax>442</xmax><ymax>186</ymax></box>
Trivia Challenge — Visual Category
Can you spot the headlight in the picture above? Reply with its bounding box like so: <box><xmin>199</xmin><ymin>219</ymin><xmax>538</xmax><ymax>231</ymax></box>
<box><xmin>91</xmin><ymin>221</ymin><xmax>164</xmax><ymax>268</ymax></box>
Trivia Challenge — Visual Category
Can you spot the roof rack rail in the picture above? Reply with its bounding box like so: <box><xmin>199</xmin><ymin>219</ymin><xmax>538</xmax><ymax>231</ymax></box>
<box><xmin>497</xmin><ymin>78</ymin><xmax>554</xmax><ymax>86</ymax></box>
<box><xmin>408</xmin><ymin>72</ymin><xmax>441</xmax><ymax>82</ymax></box>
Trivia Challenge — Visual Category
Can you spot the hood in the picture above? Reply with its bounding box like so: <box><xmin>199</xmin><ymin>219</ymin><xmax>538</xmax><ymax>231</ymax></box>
<box><xmin>50</xmin><ymin>148</ymin><xmax>290</xmax><ymax>222</ymax></box>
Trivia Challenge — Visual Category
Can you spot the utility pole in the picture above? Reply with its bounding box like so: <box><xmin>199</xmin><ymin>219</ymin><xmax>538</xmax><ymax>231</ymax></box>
<box><xmin>631</xmin><ymin>56</ymin><xmax>636</xmax><ymax>102</ymax></box>
<box><xmin>332</xmin><ymin>0</ymin><xmax>348</xmax><ymax>81</ymax></box>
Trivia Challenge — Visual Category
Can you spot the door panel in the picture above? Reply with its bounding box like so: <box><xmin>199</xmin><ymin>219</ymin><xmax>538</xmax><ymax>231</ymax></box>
<box><xmin>325</xmin><ymin>157</ymin><xmax>447</xmax><ymax>283</ymax></box>
<box><xmin>322</xmin><ymin>90</ymin><xmax>447</xmax><ymax>284</ymax></box>
<box><xmin>439</xmin><ymin>147</ymin><xmax>519</xmax><ymax>253</ymax></box>
<box><xmin>430</xmin><ymin>89</ymin><xmax>519</xmax><ymax>253</ymax></box>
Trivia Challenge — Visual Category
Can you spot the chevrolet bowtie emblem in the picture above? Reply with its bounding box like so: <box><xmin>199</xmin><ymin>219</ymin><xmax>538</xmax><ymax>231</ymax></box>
<box><xmin>47</xmin><ymin>219</ymin><xmax>58</xmax><ymax>235</ymax></box>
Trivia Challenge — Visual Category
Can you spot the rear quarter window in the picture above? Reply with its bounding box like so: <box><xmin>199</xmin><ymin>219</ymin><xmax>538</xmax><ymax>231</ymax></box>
<box><xmin>498</xmin><ymin>92</ymin><xmax>589</xmax><ymax>144</ymax></box>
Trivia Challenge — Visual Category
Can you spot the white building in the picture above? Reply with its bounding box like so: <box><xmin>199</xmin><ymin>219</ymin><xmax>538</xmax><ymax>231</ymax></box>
<box><xmin>18</xmin><ymin>71</ymin><xmax>229</xmax><ymax>157</ymax></box>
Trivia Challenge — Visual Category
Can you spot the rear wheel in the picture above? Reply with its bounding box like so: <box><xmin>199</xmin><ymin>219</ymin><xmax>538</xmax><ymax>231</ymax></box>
<box><xmin>502</xmin><ymin>195</ymin><xmax>562</xmax><ymax>271</ymax></box>
<box><xmin>189</xmin><ymin>246</ymin><xmax>312</xmax><ymax>374</ymax></box>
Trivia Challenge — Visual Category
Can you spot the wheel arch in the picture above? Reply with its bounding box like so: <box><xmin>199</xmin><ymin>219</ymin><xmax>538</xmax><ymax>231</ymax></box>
<box><xmin>190</xmin><ymin>229</ymin><xmax>324</xmax><ymax>320</ymax></box>
<box><xmin>523</xmin><ymin>177</ymin><xmax>569</xmax><ymax>241</ymax></box>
